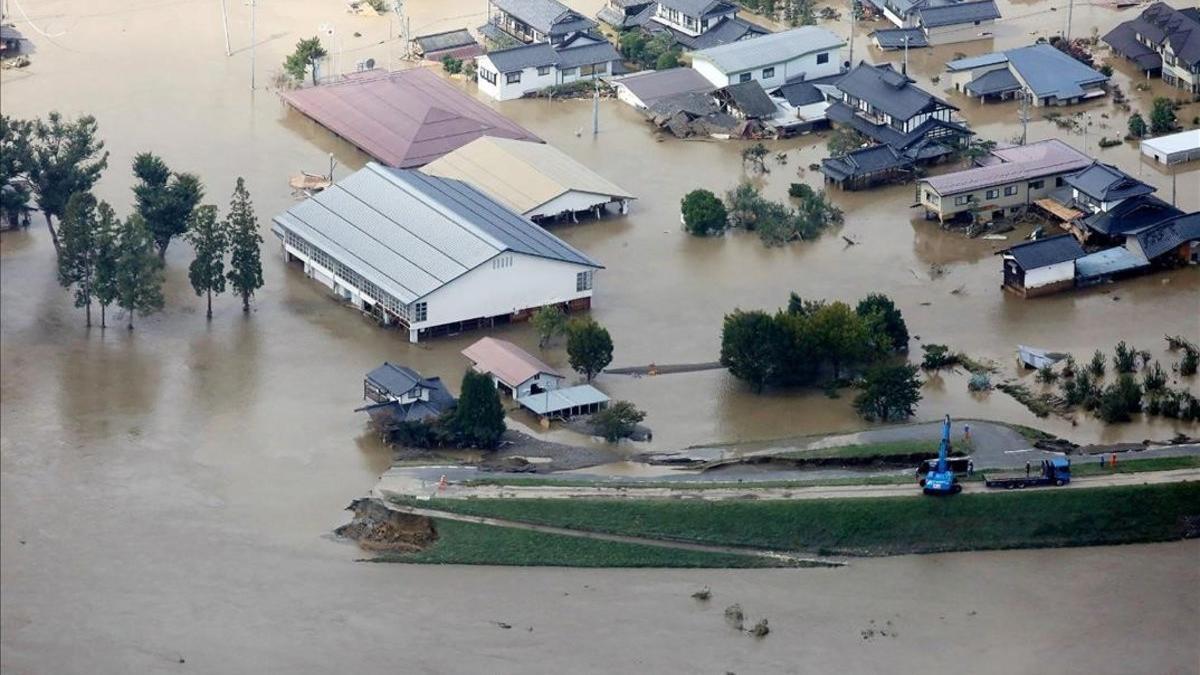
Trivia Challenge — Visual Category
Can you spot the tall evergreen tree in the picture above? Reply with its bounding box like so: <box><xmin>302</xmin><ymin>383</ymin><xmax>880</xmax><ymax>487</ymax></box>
<box><xmin>449</xmin><ymin>371</ymin><xmax>506</xmax><ymax>449</ymax></box>
<box><xmin>114</xmin><ymin>214</ymin><xmax>165</xmax><ymax>330</ymax></box>
<box><xmin>186</xmin><ymin>205</ymin><xmax>227</xmax><ymax>320</ymax></box>
<box><xmin>57</xmin><ymin>192</ymin><xmax>100</xmax><ymax>326</ymax></box>
<box><xmin>225</xmin><ymin>178</ymin><xmax>264</xmax><ymax>313</ymax></box>
<box><xmin>131</xmin><ymin>152</ymin><xmax>204</xmax><ymax>259</ymax></box>
<box><xmin>92</xmin><ymin>202</ymin><xmax>122</xmax><ymax>329</ymax></box>
<box><xmin>24</xmin><ymin>112</ymin><xmax>109</xmax><ymax>257</ymax></box>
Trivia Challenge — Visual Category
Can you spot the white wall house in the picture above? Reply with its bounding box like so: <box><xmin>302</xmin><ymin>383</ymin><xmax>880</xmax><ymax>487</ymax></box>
<box><xmin>272</xmin><ymin>164</ymin><xmax>602</xmax><ymax>343</ymax></box>
<box><xmin>462</xmin><ymin>336</ymin><xmax>565</xmax><ymax>398</ymax></box>
<box><xmin>651</xmin><ymin>0</ymin><xmax>737</xmax><ymax>36</ymax></box>
<box><xmin>690</xmin><ymin>26</ymin><xmax>845</xmax><ymax>90</ymax></box>
<box><xmin>476</xmin><ymin>37</ymin><xmax>622</xmax><ymax>101</ymax></box>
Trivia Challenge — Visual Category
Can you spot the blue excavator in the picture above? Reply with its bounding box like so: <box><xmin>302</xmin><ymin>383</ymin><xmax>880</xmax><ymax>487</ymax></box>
<box><xmin>922</xmin><ymin>415</ymin><xmax>962</xmax><ymax>496</ymax></box>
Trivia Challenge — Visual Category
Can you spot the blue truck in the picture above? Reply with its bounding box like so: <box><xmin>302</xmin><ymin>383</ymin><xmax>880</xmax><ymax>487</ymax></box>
<box><xmin>984</xmin><ymin>458</ymin><xmax>1071</xmax><ymax>489</ymax></box>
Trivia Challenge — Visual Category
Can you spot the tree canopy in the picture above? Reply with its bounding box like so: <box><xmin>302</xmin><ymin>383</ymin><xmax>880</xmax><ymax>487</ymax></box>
<box><xmin>57</xmin><ymin>192</ymin><xmax>100</xmax><ymax>326</ymax></box>
<box><xmin>591</xmin><ymin>401</ymin><xmax>646</xmax><ymax>442</ymax></box>
<box><xmin>719</xmin><ymin>310</ymin><xmax>780</xmax><ymax>393</ymax></box>
<box><xmin>1149</xmin><ymin>97</ymin><xmax>1177</xmax><ymax>135</ymax></box>
<box><xmin>855</xmin><ymin>293</ymin><xmax>909</xmax><ymax>353</ymax></box>
<box><xmin>24</xmin><ymin>112</ymin><xmax>109</xmax><ymax>257</ymax></box>
<box><xmin>854</xmin><ymin>364</ymin><xmax>922</xmax><ymax>422</ymax></box>
<box><xmin>132</xmin><ymin>152</ymin><xmax>204</xmax><ymax>258</ymax></box>
<box><xmin>114</xmin><ymin>214</ymin><xmax>165</xmax><ymax>330</ymax></box>
<box><xmin>225</xmin><ymin>177</ymin><xmax>264</xmax><ymax>313</ymax></box>
<box><xmin>567</xmin><ymin>318</ymin><xmax>614</xmax><ymax>381</ymax></box>
<box><xmin>284</xmin><ymin>37</ymin><xmax>329</xmax><ymax>85</ymax></box>
<box><xmin>1127</xmin><ymin>112</ymin><xmax>1147</xmax><ymax>139</ymax></box>
<box><xmin>449</xmin><ymin>371</ymin><xmax>506</xmax><ymax>449</ymax></box>
<box><xmin>186</xmin><ymin>204</ymin><xmax>227</xmax><ymax>320</ymax></box>
<box><xmin>531</xmin><ymin>305</ymin><xmax>568</xmax><ymax>348</ymax></box>
<box><xmin>681</xmin><ymin>189</ymin><xmax>727</xmax><ymax>236</ymax></box>
<box><xmin>0</xmin><ymin>116</ymin><xmax>33</xmax><ymax>229</ymax></box>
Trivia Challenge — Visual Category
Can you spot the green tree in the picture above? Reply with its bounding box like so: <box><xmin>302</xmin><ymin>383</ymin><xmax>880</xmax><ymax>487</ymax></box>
<box><xmin>132</xmin><ymin>152</ymin><xmax>204</xmax><ymax>259</ymax></box>
<box><xmin>1113</xmin><ymin>341</ymin><xmax>1136</xmax><ymax>373</ymax></box>
<box><xmin>186</xmin><ymin>205</ymin><xmax>228</xmax><ymax>320</ymax></box>
<box><xmin>742</xmin><ymin>142</ymin><xmax>769</xmax><ymax>174</ymax></box>
<box><xmin>1180</xmin><ymin>349</ymin><xmax>1198</xmax><ymax>376</ymax></box>
<box><xmin>225</xmin><ymin>177</ymin><xmax>265</xmax><ymax>313</ymax></box>
<box><xmin>1127</xmin><ymin>112</ymin><xmax>1147</xmax><ymax>139</ymax></box>
<box><xmin>771</xmin><ymin>309</ymin><xmax>820</xmax><ymax>385</ymax></box>
<box><xmin>92</xmin><ymin>202</ymin><xmax>122</xmax><ymax>329</ymax></box>
<box><xmin>618</xmin><ymin>31</ymin><xmax>647</xmax><ymax>63</ymax></box>
<box><xmin>681</xmin><ymin>189</ymin><xmax>728</xmax><ymax>236</ymax></box>
<box><xmin>809</xmin><ymin>301</ymin><xmax>872</xmax><ymax>379</ymax></box>
<box><xmin>826</xmin><ymin>127</ymin><xmax>867</xmax><ymax>158</ymax></box>
<box><xmin>449</xmin><ymin>370</ymin><xmax>506</xmax><ymax>449</ymax></box>
<box><xmin>284</xmin><ymin>36</ymin><xmax>328</xmax><ymax>85</ymax></box>
<box><xmin>719</xmin><ymin>310</ymin><xmax>779</xmax><ymax>392</ymax></box>
<box><xmin>1089</xmin><ymin>349</ymin><xmax>1106</xmax><ymax>376</ymax></box>
<box><xmin>567</xmin><ymin>318</ymin><xmax>613</xmax><ymax>381</ymax></box>
<box><xmin>0</xmin><ymin>116</ymin><xmax>33</xmax><ymax>229</ymax></box>
<box><xmin>531</xmin><ymin>305</ymin><xmax>568</xmax><ymax>348</ymax></box>
<box><xmin>725</xmin><ymin>180</ymin><xmax>766</xmax><ymax>229</ymax></box>
<box><xmin>920</xmin><ymin>343</ymin><xmax>954</xmax><ymax>371</ymax></box>
<box><xmin>57</xmin><ymin>192</ymin><xmax>100</xmax><ymax>326</ymax></box>
<box><xmin>441</xmin><ymin>56</ymin><xmax>463</xmax><ymax>74</ymax></box>
<box><xmin>856</xmin><ymin>293</ymin><xmax>908</xmax><ymax>353</ymax></box>
<box><xmin>854</xmin><ymin>364</ymin><xmax>922</xmax><ymax>421</ymax></box>
<box><xmin>655</xmin><ymin>49</ymin><xmax>681</xmax><ymax>70</ymax></box>
<box><xmin>591</xmin><ymin>401</ymin><xmax>646</xmax><ymax>442</ymax></box>
<box><xmin>25</xmin><ymin>112</ymin><xmax>109</xmax><ymax>258</ymax></box>
<box><xmin>1149</xmin><ymin>97</ymin><xmax>1177</xmax><ymax>135</ymax></box>
<box><xmin>1098</xmin><ymin>374</ymin><xmax>1142</xmax><ymax>423</ymax></box>
<box><xmin>114</xmin><ymin>214</ymin><xmax>165</xmax><ymax>330</ymax></box>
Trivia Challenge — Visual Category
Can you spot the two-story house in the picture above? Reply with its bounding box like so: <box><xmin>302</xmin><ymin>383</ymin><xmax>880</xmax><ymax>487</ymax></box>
<box><xmin>689</xmin><ymin>26</ymin><xmax>845</xmax><ymax>90</ymax></box>
<box><xmin>476</xmin><ymin>34</ymin><xmax>623</xmax><ymax>100</ymax></box>
<box><xmin>638</xmin><ymin>0</ymin><xmax>768</xmax><ymax>50</ymax></box>
<box><xmin>483</xmin><ymin>0</ymin><xmax>598</xmax><ymax>46</ymax></box>
<box><xmin>862</xmin><ymin>0</ymin><xmax>1000</xmax><ymax>45</ymax></box>
<box><xmin>1104</xmin><ymin>2</ymin><xmax>1200</xmax><ymax>96</ymax></box>
<box><xmin>357</xmin><ymin>363</ymin><xmax>457</xmax><ymax>424</ymax></box>
<box><xmin>945</xmin><ymin>44</ymin><xmax>1109</xmax><ymax>107</ymax></box>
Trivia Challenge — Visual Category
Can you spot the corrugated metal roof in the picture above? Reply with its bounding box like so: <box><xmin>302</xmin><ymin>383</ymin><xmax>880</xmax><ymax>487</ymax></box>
<box><xmin>414</xmin><ymin>29</ymin><xmax>478</xmax><ymax>53</ymax></box>
<box><xmin>272</xmin><ymin>164</ymin><xmax>599</xmax><ymax>304</ymax></box>
<box><xmin>916</xmin><ymin>0</ymin><xmax>999</xmax><ymax>28</ymax></box>
<box><xmin>921</xmin><ymin>139</ymin><xmax>1091</xmax><ymax>195</ymax></box>
<box><xmin>518</xmin><ymin>384</ymin><xmax>610</xmax><ymax>415</ymax></box>
<box><xmin>1140</xmin><ymin>129</ymin><xmax>1200</xmax><ymax>156</ymax></box>
<box><xmin>463</xmin><ymin>337</ymin><xmax>563</xmax><ymax>387</ymax></box>
<box><xmin>613</xmin><ymin>67</ymin><xmax>714</xmax><ymax>108</ymax></box>
<box><xmin>1006</xmin><ymin>44</ymin><xmax>1107</xmax><ymax>100</ymax></box>
<box><xmin>1074</xmin><ymin>246</ymin><xmax>1148</xmax><ymax>279</ymax></box>
<box><xmin>945</xmin><ymin>52</ymin><xmax>1008</xmax><ymax>71</ymax></box>
<box><xmin>963</xmin><ymin>67</ymin><xmax>1020</xmax><ymax>96</ymax></box>
<box><xmin>691</xmin><ymin>26</ymin><xmax>845</xmax><ymax>75</ymax></box>
<box><xmin>421</xmin><ymin>137</ymin><xmax>634</xmax><ymax>215</ymax></box>
<box><xmin>279</xmin><ymin>68</ymin><xmax>542</xmax><ymax>168</ymax></box>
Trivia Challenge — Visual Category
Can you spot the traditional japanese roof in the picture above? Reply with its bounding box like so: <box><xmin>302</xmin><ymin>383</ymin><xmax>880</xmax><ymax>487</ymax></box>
<box><xmin>272</xmin><ymin>165</ymin><xmax>600</xmax><ymax>305</ymax></box>
<box><xmin>367</xmin><ymin>363</ymin><xmax>434</xmax><ymax>397</ymax></box>
<box><xmin>483</xmin><ymin>40</ymin><xmax>621</xmax><ymax>73</ymax></box>
<box><xmin>835</xmin><ymin>62</ymin><xmax>955</xmax><ymax>121</ymax></box>
<box><xmin>1103</xmin><ymin>2</ymin><xmax>1200</xmax><ymax>69</ymax></box>
<box><xmin>518</xmin><ymin>384</ymin><xmax>610</xmax><ymax>416</ymax></box>
<box><xmin>1066</xmin><ymin>161</ymin><xmax>1155</xmax><ymax>203</ymax></box>
<box><xmin>716</xmin><ymin>81</ymin><xmax>777</xmax><ymax>118</ymax></box>
<box><xmin>414</xmin><ymin>29</ymin><xmax>481</xmax><ymax>58</ymax></box>
<box><xmin>490</xmin><ymin>0</ymin><xmax>598</xmax><ymax>36</ymax></box>
<box><xmin>555</xmin><ymin>41</ymin><xmax>622</xmax><ymax>69</ymax></box>
<box><xmin>650</xmin><ymin>15</ymin><xmax>768</xmax><ymax>50</ymax></box>
<box><xmin>963</xmin><ymin>68</ymin><xmax>1020</xmax><ymax>97</ymax></box>
<box><xmin>656</xmin><ymin>0</ymin><xmax>734</xmax><ymax>17</ymax></box>
<box><xmin>421</xmin><ymin>137</ymin><xmax>634</xmax><ymax>215</ymax></box>
<box><xmin>1001</xmin><ymin>234</ymin><xmax>1085</xmax><ymax>269</ymax></box>
<box><xmin>821</xmin><ymin>145</ymin><xmax>913</xmax><ymax>181</ymax></box>
<box><xmin>463</xmin><ymin>337</ymin><xmax>563</xmax><ymax>387</ymax></box>
<box><xmin>358</xmin><ymin>363</ymin><xmax>457</xmax><ymax>422</ymax></box>
<box><xmin>1080</xmin><ymin>195</ymin><xmax>1181</xmax><ymax>238</ymax></box>
<box><xmin>921</xmin><ymin>139</ymin><xmax>1091</xmax><ymax>195</ymax></box>
<box><xmin>691</xmin><ymin>26</ymin><xmax>845</xmax><ymax>75</ymax></box>
<box><xmin>613</xmin><ymin>67</ymin><xmax>715</xmax><ymax>108</ymax></box>
<box><xmin>871</xmin><ymin>28</ymin><xmax>928</xmax><ymax>50</ymax></box>
<box><xmin>916</xmin><ymin>0</ymin><xmax>999</xmax><ymax>27</ymax></box>
<box><xmin>1127</xmin><ymin>212</ymin><xmax>1200</xmax><ymax>260</ymax></box>
<box><xmin>279</xmin><ymin>68</ymin><xmax>541</xmax><ymax>168</ymax></box>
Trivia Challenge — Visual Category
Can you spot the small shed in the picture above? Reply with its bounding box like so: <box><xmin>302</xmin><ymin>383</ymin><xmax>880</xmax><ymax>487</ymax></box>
<box><xmin>999</xmin><ymin>234</ymin><xmax>1085</xmax><ymax>297</ymax></box>
<box><xmin>517</xmin><ymin>384</ymin><xmax>609</xmax><ymax>420</ymax></box>
<box><xmin>713</xmin><ymin>81</ymin><xmax>778</xmax><ymax>120</ymax></box>
<box><xmin>414</xmin><ymin>29</ymin><xmax>484</xmax><ymax>62</ymax></box>
<box><xmin>462</xmin><ymin>337</ymin><xmax>565</xmax><ymax>398</ymax></box>
<box><xmin>1140</xmin><ymin>130</ymin><xmax>1200</xmax><ymax>166</ymax></box>
<box><xmin>820</xmin><ymin>145</ymin><xmax>914</xmax><ymax>191</ymax></box>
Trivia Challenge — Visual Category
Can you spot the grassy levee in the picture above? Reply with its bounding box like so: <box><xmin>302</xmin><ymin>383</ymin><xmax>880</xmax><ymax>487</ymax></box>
<box><xmin>1068</xmin><ymin>455</ymin><xmax>1200</xmax><ymax>477</ymax></box>
<box><xmin>379</xmin><ymin>519</ymin><xmax>793</xmax><ymax>567</ymax></box>
<box><xmin>400</xmin><ymin>483</ymin><xmax>1200</xmax><ymax>557</ymax></box>
<box><xmin>776</xmin><ymin>439</ymin><xmax>972</xmax><ymax>460</ymax></box>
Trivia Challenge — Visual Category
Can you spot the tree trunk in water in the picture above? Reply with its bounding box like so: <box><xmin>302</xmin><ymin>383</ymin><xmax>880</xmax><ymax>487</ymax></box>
<box><xmin>157</xmin><ymin>240</ymin><xmax>169</xmax><ymax>260</ymax></box>
<box><xmin>206</xmin><ymin>289</ymin><xmax>213</xmax><ymax>320</ymax></box>
<box><xmin>85</xmin><ymin>299</ymin><xmax>92</xmax><ymax>327</ymax></box>
<box><xmin>43</xmin><ymin>211</ymin><xmax>62</xmax><ymax>258</ymax></box>
<box><xmin>100</xmin><ymin>303</ymin><xmax>107</xmax><ymax>329</ymax></box>
<box><xmin>128</xmin><ymin>308</ymin><xmax>135</xmax><ymax>331</ymax></box>
<box><xmin>242</xmin><ymin>292</ymin><xmax>250</xmax><ymax>313</ymax></box>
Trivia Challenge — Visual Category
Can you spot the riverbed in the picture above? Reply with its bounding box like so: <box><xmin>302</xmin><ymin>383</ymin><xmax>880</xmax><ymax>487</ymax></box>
<box><xmin>1</xmin><ymin>0</ymin><xmax>1198</xmax><ymax>672</ymax></box>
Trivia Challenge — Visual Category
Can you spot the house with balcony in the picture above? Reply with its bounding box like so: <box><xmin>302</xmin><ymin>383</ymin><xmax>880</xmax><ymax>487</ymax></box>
<box><xmin>355</xmin><ymin>363</ymin><xmax>457</xmax><ymax>424</ymax></box>
<box><xmin>689</xmin><ymin>26</ymin><xmax>845</xmax><ymax>90</ymax></box>
<box><xmin>638</xmin><ymin>0</ymin><xmax>769</xmax><ymax>50</ymax></box>
<box><xmin>482</xmin><ymin>0</ymin><xmax>598</xmax><ymax>46</ymax></box>
<box><xmin>821</xmin><ymin>62</ymin><xmax>972</xmax><ymax>189</ymax></box>
<box><xmin>597</xmin><ymin>0</ymin><xmax>656</xmax><ymax>29</ymax></box>
<box><xmin>1103</xmin><ymin>2</ymin><xmax>1200</xmax><ymax>96</ymax></box>
<box><xmin>860</xmin><ymin>0</ymin><xmax>1000</xmax><ymax>46</ymax></box>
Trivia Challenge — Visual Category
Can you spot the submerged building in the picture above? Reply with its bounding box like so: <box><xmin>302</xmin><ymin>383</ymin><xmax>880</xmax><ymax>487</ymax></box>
<box><xmin>945</xmin><ymin>44</ymin><xmax>1109</xmax><ymax>106</ymax></box>
<box><xmin>272</xmin><ymin>164</ymin><xmax>602</xmax><ymax>343</ymax></box>
<box><xmin>1103</xmin><ymin>2</ymin><xmax>1200</xmax><ymax>96</ymax></box>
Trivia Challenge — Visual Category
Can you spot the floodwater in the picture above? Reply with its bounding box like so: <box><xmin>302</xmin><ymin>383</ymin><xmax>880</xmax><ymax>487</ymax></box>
<box><xmin>1</xmin><ymin>1</ymin><xmax>1198</xmax><ymax>672</ymax></box>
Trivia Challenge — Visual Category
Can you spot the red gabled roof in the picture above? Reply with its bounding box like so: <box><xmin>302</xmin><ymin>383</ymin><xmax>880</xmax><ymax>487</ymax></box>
<box><xmin>280</xmin><ymin>67</ymin><xmax>542</xmax><ymax>168</ymax></box>
<box><xmin>462</xmin><ymin>337</ymin><xmax>562</xmax><ymax>387</ymax></box>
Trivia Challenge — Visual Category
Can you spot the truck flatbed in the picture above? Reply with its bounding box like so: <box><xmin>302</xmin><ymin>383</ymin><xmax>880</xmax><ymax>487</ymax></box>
<box><xmin>984</xmin><ymin>459</ymin><xmax>1071</xmax><ymax>489</ymax></box>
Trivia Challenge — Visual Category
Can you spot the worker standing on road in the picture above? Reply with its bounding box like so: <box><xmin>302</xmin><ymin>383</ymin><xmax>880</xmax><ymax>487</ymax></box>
<box><xmin>967</xmin><ymin>460</ymin><xmax>974</xmax><ymax>476</ymax></box>
<box><xmin>964</xmin><ymin>424</ymin><xmax>971</xmax><ymax>443</ymax></box>
<box><xmin>1025</xmin><ymin>461</ymin><xmax>1031</xmax><ymax>477</ymax></box>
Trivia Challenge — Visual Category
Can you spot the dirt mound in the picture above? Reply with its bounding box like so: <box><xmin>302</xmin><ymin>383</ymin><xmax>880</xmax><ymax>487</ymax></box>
<box><xmin>335</xmin><ymin>498</ymin><xmax>437</xmax><ymax>552</ymax></box>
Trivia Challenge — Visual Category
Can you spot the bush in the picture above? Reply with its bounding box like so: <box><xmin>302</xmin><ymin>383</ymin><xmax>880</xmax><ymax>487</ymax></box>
<box><xmin>921</xmin><ymin>344</ymin><xmax>955</xmax><ymax>370</ymax></box>
<box><xmin>1089</xmin><ymin>349</ymin><xmax>1106</xmax><ymax>376</ymax></box>
<box><xmin>1036</xmin><ymin>364</ymin><xmax>1058</xmax><ymax>384</ymax></box>
<box><xmin>968</xmin><ymin>373</ymin><xmax>992</xmax><ymax>392</ymax></box>
<box><xmin>1098</xmin><ymin>137</ymin><xmax>1122</xmax><ymax>148</ymax></box>
<box><xmin>590</xmin><ymin>401</ymin><xmax>646</xmax><ymax>442</ymax></box>
<box><xmin>1062</xmin><ymin>371</ymin><xmax>1099</xmax><ymax>407</ymax></box>
<box><xmin>1113</xmin><ymin>341</ymin><xmax>1137</xmax><ymax>373</ymax></box>
<box><xmin>1179</xmin><ymin>348</ymin><xmax>1198</xmax><ymax>376</ymax></box>
<box><xmin>1127</xmin><ymin>112</ymin><xmax>1147</xmax><ymax>139</ymax></box>
<box><xmin>567</xmin><ymin>318</ymin><xmax>613</xmax><ymax>381</ymax></box>
<box><xmin>1150</xmin><ymin>97</ymin><xmax>1177</xmax><ymax>134</ymax></box>
<box><xmin>1142</xmin><ymin>360</ymin><xmax>1167</xmax><ymax>392</ymax></box>
<box><xmin>441</xmin><ymin>56</ymin><xmax>463</xmax><ymax>74</ymax></box>
<box><xmin>853</xmin><ymin>364</ymin><xmax>922</xmax><ymax>422</ymax></box>
<box><xmin>681</xmin><ymin>189</ymin><xmax>728</xmax><ymax>236</ymax></box>
<box><xmin>1158</xmin><ymin>392</ymin><xmax>1180</xmax><ymax>418</ymax></box>
<box><xmin>856</xmin><ymin>293</ymin><xmax>909</xmax><ymax>354</ymax></box>
<box><xmin>1097</xmin><ymin>374</ymin><xmax>1142</xmax><ymax>423</ymax></box>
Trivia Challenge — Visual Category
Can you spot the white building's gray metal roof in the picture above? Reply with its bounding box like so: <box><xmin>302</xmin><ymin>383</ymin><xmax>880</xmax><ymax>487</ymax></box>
<box><xmin>690</xmin><ymin>26</ymin><xmax>845</xmax><ymax>75</ymax></box>
<box><xmin>272</xmin><ymin>164</ymin><xmax>600</xmax><ymax>304</ymax></box>
<box><xmin>517</xmin><ymin>384</ymin><xmax>610</xmax><ymax>415</ymax></box>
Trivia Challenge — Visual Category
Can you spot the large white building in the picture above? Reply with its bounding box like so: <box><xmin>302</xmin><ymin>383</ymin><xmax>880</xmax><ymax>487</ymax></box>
<box><xmin>689</xmin><ymin>26</ymin><xmax>845</xmax><ymax>90</ymax></box>
<box><xmin>272</xmin><ymin>164</ymin><xmax>602</xmax><ymax>343</ymax></box>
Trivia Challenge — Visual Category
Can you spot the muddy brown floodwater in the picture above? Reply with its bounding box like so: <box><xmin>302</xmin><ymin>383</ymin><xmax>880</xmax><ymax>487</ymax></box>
<box><xmin>1</xmin><ymin>0</ymin><xmax>1198</xmax><ymax>672</ymax></box>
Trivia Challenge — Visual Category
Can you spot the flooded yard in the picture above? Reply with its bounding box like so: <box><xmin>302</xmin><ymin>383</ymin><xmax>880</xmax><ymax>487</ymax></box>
<box><xmin>1</xmin><ymin>0</ymin><xmax>1198</xmax><ymax>672</ymax></box>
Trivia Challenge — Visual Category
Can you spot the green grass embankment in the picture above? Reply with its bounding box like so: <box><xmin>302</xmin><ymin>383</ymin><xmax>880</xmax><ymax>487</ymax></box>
<box><xmin>380</xmin><ymin>519</ymin><xmax>793</xmax><ymax>567</ymax></box>
<box><xmin>1068</xmin><ymin>455</ymin><xmax>1200</xmax><ymax>477</ymax></box>
<box><xmin>401</xmin><ymin>482</ymin><xmax>1200</xmax><ymax>557</ymax></box>
<box><xmin>776</xmin><ymin>438</ymin><xmax>972</xmax><ymax>460</ymax></box>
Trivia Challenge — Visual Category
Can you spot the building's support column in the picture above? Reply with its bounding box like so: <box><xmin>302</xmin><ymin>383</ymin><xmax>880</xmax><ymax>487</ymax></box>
<box><xmin>408</xmin><ymin>327</ymin><xmax>419</xmax><ymax>343</ymax></box>
<box><xmin>620</xmin><ymin>199</ymin><xmax>629</xmax><ymax>215</ymax></box>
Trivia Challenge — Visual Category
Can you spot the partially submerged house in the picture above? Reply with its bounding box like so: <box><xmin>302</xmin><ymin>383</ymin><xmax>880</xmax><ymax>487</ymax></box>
<box><xmin>945</xmin><ymin>44</ymin><xmax>1108</xmax><ymax>106</ymax></box>
<box><xmin>475</xmin><ymin>35</ymin><xmax>622</xmax><ymax>100</ymax></box>
<box><xmin>278</xmin><ymin>68</ymin><xmax>541</xmax><ymax>168</ymax></box>
<box><xmin>821</xmin><ymin>62</ymin><xmax>972</xmax><ymax>189</ymax></box>
<box><xmin>822</xmin><ymin>146</ymin><xmax>915</xmax><ymax>191</ymax></box>
<box><xmin>1140</xmin><ymin>129</ymin><xmax>1200</xmax><ymax>166</ymax></box>
<box><xmin>688</xmin><ymin>26</ymin><xmax>846</xmax><ymax>90</ymax></box>
<box><xmin>482</xmin><ymin>0</ymin><xmax>598</xmax><ymax>46</ymax></box>
<box><xmin>1</xmin><ymin>25</ymin><xmax>26</xmax><ymax>57</ymax></box>
<box><xmin>1103</xmin><ymin>2</ymin><xmax>1200</xmax><ymax>96</ymax></box>
<box><xmin>413</xmin><ymin>29</ymin><xmax>484</xmax><ymax>62</ymax></box>
<box><xmin>421</xmin><ymin>137</ymin><xmax>635</xmax><ymax>221</ymax></box>
<box><xmin>860</xmin><ymin>0</ymin><xmax>1000</xmax><ymax>45</ymax></box>
<box><xmin>611</xmin><ymin>67</ymin><xmax>715</xmax><ymax>109</ymax></box>
<box><xmin>999</xmin><ymin>234</ymin><xmax>1086</xmax><ymax>297</ymax></box>
<box><xmin>272</xmin><ymin>164</ymin><xmax>602</xmax><ymax>343</ymax></box>
<box><xmin>356</xmin><ymin>363</ymin><xmax>456</xmax><ymax>424</ymax></box>
<box><xmin>713</xmin><ymin>81</ymin><xmax>777</xmax><ymax>120</ymax></box>
<box><xmin>597</xmin><ymin>0</ymin><xmax>656</xmax><ymax>30</ymax></box>
<box><xmin>915</xmin><ymin>139</ymin><xmax>1092</xmax><ymax>223</ymax></box>
<box><xmin>462</xmin><ymin>337</ymin><xmax>610</xmax><ymax>420</ymax></box>
<box><xmin>638</xmin><ymin>0</ymin><xmax>769</xmax><ymax>50</ymax></box>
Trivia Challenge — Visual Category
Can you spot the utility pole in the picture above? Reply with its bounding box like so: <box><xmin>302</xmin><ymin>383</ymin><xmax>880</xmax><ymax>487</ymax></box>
<box><xmin>220</xmin><ymin>0</ymin><xmax>231</xmax><ymax>55</ymax></box>
<box><xmin>902</xmin><ymin>35</ymin><xmax>909</xmax><ymax>76</ymax></box>
<box><xmin>249</xmin><ymin>0</ymin><xmax>256</xmax><ymax>90</ymax></box>
<box><xmin>1171</xmin><ymin>170</ymin><xmax>1177</xmax><ymax>206</ymax></box>
<box><xmin>1018</xmin><ymin>92</ymin><xmax>1030</xmax><ymax>145</ymax></box>
<box><xmin>847</xmin><ymin>0</ymin><xmax>855</xmax><ymax>68</ymax></box>
<box><xmin>1065</xmin><ymin>0</ymin><xmax>1075</xmax><ymax>42</ymax></box>
<box><xmin>592</xmin><ymin>78</ymin><xmax>599</xmax><ymax>136</ymax></box>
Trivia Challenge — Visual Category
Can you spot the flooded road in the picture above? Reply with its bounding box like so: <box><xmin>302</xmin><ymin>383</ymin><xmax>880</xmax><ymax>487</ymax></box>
<box><xmin>1</xmin><ymin>1</ymin><xmax>1198</xmax><ymax>672</ymax></box>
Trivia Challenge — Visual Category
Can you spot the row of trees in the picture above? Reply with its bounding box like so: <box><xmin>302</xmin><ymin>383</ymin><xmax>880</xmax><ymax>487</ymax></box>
<box><xmin>1127</xmin><ymin>98</ymin><xmax>1178</xmax><ymax>139</ymax></box>
<box><xmin>681</xmin><ymin>180</ymin><xmax>843</xmax><ymax>245</ymax></box>
<box><xmin>719</xmin><ymin>293</ymin><xmax>910</xmax><ymax>393</ymax></box>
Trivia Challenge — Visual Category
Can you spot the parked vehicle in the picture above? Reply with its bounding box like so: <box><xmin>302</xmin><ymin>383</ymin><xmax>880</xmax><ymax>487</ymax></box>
<box><xmin>984</xmin><ymin>458</ymin><xmax>1071</xmax><ymax>489</ymax></box>
<box><xmin>922</xmin><ymin>416</ymin><xmax>961</xmax><ymax>495</ymax></box>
